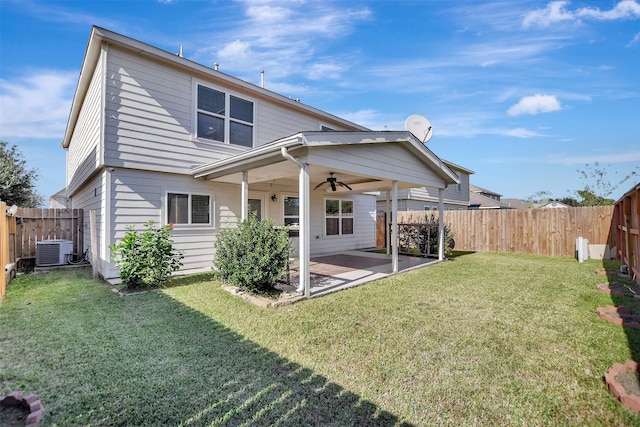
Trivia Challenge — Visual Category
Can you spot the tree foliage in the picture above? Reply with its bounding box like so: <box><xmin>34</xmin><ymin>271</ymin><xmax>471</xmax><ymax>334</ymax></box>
<box><xmin>576</xmin><ymin>162</ymin><xmax>639</xmax><ymax>206</ymax></box>
<box><xmin>0</xmin><ymin>141</ymin><xmax>43</xmax><ymax>207</ymax></box>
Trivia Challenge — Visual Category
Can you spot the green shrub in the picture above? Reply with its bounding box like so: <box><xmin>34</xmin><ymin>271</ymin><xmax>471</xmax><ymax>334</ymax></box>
<box><xmin>110</xmin><ymin>221</ymin><xmax>183</xmax><ymax>289</ymax></box>
<box><xmin>213</xmin><ymin>214</ymin><xmax>290</xmax><ymax>295</ymax></box>
<box><xmin>398</xmin><ymin>213</ymin><xmax>454</xmax><ymax>258</ymax></box>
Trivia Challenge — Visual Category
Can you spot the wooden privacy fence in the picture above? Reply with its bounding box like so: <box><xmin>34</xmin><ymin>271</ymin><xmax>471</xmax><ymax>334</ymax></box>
<box><xmin>16</xmin><ymin>208</ymin><xmax>84</xmax><ymax>261</ymax></box>
<box><xmin>614</xmin><ymin>185</ymin><xmax>639</xmax><ymax>285</ymax></box>
<box><xmin>379</xmin><ymin>206</ymin><xmax>615</xmax><ymax>258</ymax></box>
<box><xmin>1</xmin><ymin>201</ymin><xmax>18</xmax><ymax>301</ymax></box>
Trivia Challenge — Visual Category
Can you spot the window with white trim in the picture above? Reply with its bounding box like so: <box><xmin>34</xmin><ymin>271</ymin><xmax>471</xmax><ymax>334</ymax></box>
<box><xmin>197</xmin><ymin>84</ymin><xmax>254</xmax><ymax>147</ymax></box>
<box><xmin>167</xmin><ymin>192</ymin><xmax>211</xmax><ymax>225</ymax></box>
<box><xmin>456</xmin><ymin>172</ymin><xmax>462</xmax><ymax>192</ymax></box>
<box><xmin>325</xmin><ymin>199</ymin><xmax>353</xmax><ymax>236</ymax></box>
<box><xmin>283</xmin><ymin>196</ymin><xmax>299</xmax><ymax>226</ymax></box>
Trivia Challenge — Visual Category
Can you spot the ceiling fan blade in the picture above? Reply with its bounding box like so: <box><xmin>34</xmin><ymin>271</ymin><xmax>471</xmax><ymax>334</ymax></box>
<box><xmin>330</xmin><ymin>181</ymin><xmax>337</xmax><ymax>192</ymax></box>
<box><xmin>339</xmin><ymin>181</ymin><xmax>352</xmax><ymax>191</ymax></box>
<box><xmin>313</xmin><ymin>182</ymin><xmax>326</xmax><ymax>190</ymax></box>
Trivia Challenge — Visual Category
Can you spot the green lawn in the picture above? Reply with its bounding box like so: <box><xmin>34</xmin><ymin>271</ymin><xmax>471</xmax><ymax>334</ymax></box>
<box><xmin>1</xmin><ymin>252</ymin><xmax>639</xmax><ymax>426</ymax></box>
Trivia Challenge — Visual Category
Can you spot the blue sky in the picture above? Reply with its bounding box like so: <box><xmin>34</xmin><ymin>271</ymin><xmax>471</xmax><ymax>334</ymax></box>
<box><xmin>1</xmin><ymin>0</ymin><xmax>639</xmax><ymax>204</ymax></box>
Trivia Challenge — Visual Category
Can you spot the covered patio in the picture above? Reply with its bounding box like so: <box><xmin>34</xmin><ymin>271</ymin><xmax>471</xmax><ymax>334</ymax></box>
<box><xmin>192</xmin><ymin>131</ymin><xmax>459</xmax><ymax>298</ymax></box>
<box><xmin>282</xmin><ymin>250</ymin><xmax>439</xmax><ymax>298</ymax></box>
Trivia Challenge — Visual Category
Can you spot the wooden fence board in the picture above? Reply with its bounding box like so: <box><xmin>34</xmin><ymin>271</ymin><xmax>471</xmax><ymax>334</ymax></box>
<box><xmin>1</xmin><ymin>201</ymin><xmax>18</xmax><ymax>301</ymax></box>
<box><xmin>15</xmin><ymin>208</ymin><xmax>84</xmax><ymax>260</ymax></box>
<box><xmin>393</xmin><ymin>206</ymin><xmax>615</xmax><ymax>258</ymax></box>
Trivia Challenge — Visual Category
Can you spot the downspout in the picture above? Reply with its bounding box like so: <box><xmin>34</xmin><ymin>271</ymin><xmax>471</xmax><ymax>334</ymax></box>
<box><xmin>280</xmin><ymin>147</ymin><xmax>309</xmax><ymax>295</ymax></box>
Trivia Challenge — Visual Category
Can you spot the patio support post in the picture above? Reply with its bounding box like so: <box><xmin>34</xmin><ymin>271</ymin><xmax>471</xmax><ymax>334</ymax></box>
<box><xmin>281</xmin><ymin>147</ymin><xmax>310</xmax><ymax>297</ymax></box>
<box><xmin>386</xmin><ymin>190</ymin><xmax>390</xmax><ymax>255</ymax></box>
<box><xmin>299</xmin><ymin>163</ymin><xmax>310</xmax><ymax>298</ymax></box>
<box><xmin>392</xmin><ymin>180</ymin><xmax>398</xmax><ymax>273</ymax></box>
<box><xmin>438</xmin><ymin>188</ymin><xmax>444</xmax><ymax>261</ymax></box>
<box><xmin>241</xmin><ymin>171</ymin><xmax>248</xmax><ymax>221</ymax></box>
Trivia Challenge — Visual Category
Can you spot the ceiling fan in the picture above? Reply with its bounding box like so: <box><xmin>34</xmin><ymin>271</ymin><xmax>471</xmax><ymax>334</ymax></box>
<box><xmin>314</xmin><ymin>172</ymin><xmax>352</xmax><ymax>192</ymax></box>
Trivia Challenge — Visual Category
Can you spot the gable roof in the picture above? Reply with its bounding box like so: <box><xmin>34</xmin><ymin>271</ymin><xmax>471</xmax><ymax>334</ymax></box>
<box><xmin>192</xmin><ymin>131</ymin><xmax>459</xmax><ymax>190</ymax></box>
<box><xmin>470</xmin><ymin>184</ymin><xmax>502</xmax><ymax>197</ymax></box>
<box><xmin>62</xmin><ymin>26</ymin><xmax>368</xmax><ymax>149</ymax></box>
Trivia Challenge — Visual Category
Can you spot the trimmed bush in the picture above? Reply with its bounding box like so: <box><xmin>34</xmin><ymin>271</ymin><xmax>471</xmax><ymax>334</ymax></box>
<box><xmin>213</xmin><ymin>214</ymin><xmax>290</xmax><ymax>294</ymax></box>
<box><xmin>110</xmin><ymin>221</ymin><xmax>183</xmax><ymax>288</ymax></box>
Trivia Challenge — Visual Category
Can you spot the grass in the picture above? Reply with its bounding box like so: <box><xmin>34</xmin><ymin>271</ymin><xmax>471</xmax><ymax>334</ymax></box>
<box><xmin>1</xmin><ymin>252</ymin><xmax>639</xmax><ymax>425</ymax></box>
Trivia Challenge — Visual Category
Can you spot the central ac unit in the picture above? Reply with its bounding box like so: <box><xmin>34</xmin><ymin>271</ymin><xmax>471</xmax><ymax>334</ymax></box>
<box><xmin>36</xmin><ymin>240</ymin><xmax>73</xmax><ymax>266</ymax></box>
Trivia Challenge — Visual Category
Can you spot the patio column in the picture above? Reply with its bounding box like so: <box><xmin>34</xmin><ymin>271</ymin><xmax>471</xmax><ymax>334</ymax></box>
<box><xmin>386</xmin><ymin>190</ymin><xmax>390</xmax><ymax>255</ymax></box>
<box><xmin>241</xmin><ymin>171</ymin><xmax>248</xmax><ymax>221</ymax></box>
<box><xmin>438</xmin><ymin>188</ymin><xmax>444</xmax><ymax>261</ymax></box>
<box><xmin>299</xmin><ymin>163</ymin><xmax>311</xmax><ymax>298</ymax></box>
<box><xmin>392</xmin><ymin>180</ymin><xmax>398</xmax><ymax>273</ymax></box>
<box><xmin>281</xmin><ymin>147</ymin><xmax>310</xmax><ymax>298</ymax></box>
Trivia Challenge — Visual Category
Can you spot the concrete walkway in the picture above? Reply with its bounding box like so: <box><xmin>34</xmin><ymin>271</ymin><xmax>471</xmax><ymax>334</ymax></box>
<box><xmin>279</xmin><ymin>250</ymin><xmax>440</xmax><ymax>298</ymax></box>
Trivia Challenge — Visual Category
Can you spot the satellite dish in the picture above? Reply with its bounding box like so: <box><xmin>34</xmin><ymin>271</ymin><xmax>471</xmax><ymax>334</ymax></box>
<box><xmin>405</xmin><ymin>114</ymin><xmax>433</xmax><ymax>143</ymax></box>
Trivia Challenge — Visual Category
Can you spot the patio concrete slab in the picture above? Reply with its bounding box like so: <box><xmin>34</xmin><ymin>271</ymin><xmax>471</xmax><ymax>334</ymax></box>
<box><xmin>285</xmin><ymin>250</ymin><xmax>440</xmax><ymax>298</ymax></box>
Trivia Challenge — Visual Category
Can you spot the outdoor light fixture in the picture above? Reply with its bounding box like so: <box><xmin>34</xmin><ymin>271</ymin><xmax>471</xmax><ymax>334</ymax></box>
<box><xmin>271</xmin><ymin>194</ymin><xmax>277</xmax><ymax>202</ymax></box>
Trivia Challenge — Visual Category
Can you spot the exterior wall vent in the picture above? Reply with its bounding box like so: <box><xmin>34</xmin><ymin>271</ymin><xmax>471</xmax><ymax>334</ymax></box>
<box><xmin>36</xmin><ymin>240</ymin><xmax>73</xmax><ymax>266</ymax></box>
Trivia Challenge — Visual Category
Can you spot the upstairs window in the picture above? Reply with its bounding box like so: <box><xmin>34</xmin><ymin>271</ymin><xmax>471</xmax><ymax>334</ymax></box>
<box><xmin>167</xmin><ymin>192</ymin><xmax>211</xmax><ymax>225</ymax></box>
<box><xmin>197</xmin><ymin>84</ymin><xmax>254</xmax><ymax>147</ymax></box>
<box><xmin>325</xmin><ymin>199</ymin><xmax>353</xmax><ymax>236</ymax></box>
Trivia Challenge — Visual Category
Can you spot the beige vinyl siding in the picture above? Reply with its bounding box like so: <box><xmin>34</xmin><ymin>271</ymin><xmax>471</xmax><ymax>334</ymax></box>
<box><xmin>66</xmin><ymin>53</ymin><xmax>103</xmax><ymax>196</ymax></box>
<box><xmin>309</xmin><ymin>193</ymin><xmax>376</xmax><ymax>254</ymax></box>
<box><xmin>70</xmin><ymin>172</ymin><xmax>107</xmax><ymax>276</ymax></box>
<box><xmin>306</xmin><ymin>143</ymin><xmax>446</xmax><ymax>189</ymax></box>
<box><xmin>408</xmin><ymin>172</ymin><xmax>470</xmax><ymax>204</ymax></box>
<box><xmin>105</xmin><ymin>169</ymin><xmax>252</xmax><ymax>278</ymax></box>
<box><xmin>103</xmin><ymin>47</ymin><xmax>360</xmax><ymax>175</ymax></box>
<box><xmin>255</xmin><ymin>102</ymin><xmax>337</xmax><ymax>145</ymax></box>
<box><xmin>104</xmin><ymin>48</ymin><xmax>228</xmax><ymax>173</ymax></box>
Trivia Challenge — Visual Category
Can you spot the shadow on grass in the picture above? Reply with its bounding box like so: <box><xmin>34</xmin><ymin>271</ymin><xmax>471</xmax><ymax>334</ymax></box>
<box><xmin>603</xmin><ymin>260</ymin><xmax>640</xmax><ymax>367</ymax></box>
<box><xmin>1</xmin><ymin>271</ymin><xmax>413</xmax><ymax>426</ymax></box>
<box><xmin>154</xmin><ymin>291</ymin><xmax>413</xmax><ymax>426</ymax></box>
<box><xmin>448</xmin><ymin>250</ymin><xmax>476</xmax><ymax>260</ymax></box>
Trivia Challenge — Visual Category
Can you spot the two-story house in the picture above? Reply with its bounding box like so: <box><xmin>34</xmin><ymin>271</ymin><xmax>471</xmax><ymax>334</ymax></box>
<box><xmin>62</xmin><ymin>27</ymin><xmax>460</xmax><ymax>295</ymax></box>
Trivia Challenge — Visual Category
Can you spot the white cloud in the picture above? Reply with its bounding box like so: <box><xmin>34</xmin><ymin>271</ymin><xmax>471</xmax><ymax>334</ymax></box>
<box><xmin>577</xmin><ymin>1</ymin><xmax>640</xmax><ymax>21</ymax></box>
<box><xmin>523</xmin><ymin>1</ymin><xmax>574</xmax><ymax>28</ymax></box>
<box><xmin>502</xmin><ymin>127</ymin><xmax>542</xmax><ymax>138</ymax></box>
<box><xmin>627</xmin><ymin>32</ymin><xmax>640</xmax><ymax>47</ymax></box>
<box><xmin>523</xmin><ymin>0</ymin><xmax>640</xmax><ymax>28</ymax></box>
<box><xmin>195</xmin><ymin>1</ymin><xmax>371</xmax><ymax>82</ymax></box>
<box><xmin>0</xmin><ymin>70</ymin><xmax>76</xmax><ymax>139</ymax></box>
<box><xmin>507</xmin><ymin>94</ymin><xmax>561</xmax><ymax>116</ymax></box>
<box><xmin>546</xmin><ymin>151</ymin><xmax>640</xmax><ymax>166</ymax></box>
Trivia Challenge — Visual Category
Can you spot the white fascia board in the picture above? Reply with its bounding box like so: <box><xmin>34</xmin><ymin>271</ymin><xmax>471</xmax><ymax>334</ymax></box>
<box><xmin>442</xmin><ymin>159</ymin><xmax>475</xmax><ymax>175</ymax></box>
<box><xmin>62</xmin><ymin>26</ymin><xmax>104</xmax><ymax>149</ymax></box>
<box><xmin>192</xmin><ymin>134</ymin><xmax>304</xmax><ymax>178</ymax></box>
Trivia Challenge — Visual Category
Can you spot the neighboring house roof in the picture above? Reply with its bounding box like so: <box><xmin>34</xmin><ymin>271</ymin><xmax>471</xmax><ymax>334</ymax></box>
<box><xmin>536</xmin><ymin>201</ymin><xmax>570</xmax><ymax>209</ymax></box>
<box><xmin>470</xmin><ymin>184</ymin><xmax>502</xmax><ymax>198</ymax></box>
<box><xmin>62</xmin><ymin>26</ymin><xmax>368</xmax><ymax>149</ymax></box>
<box><xmin>501</xmin><ymin>198</ymin><xmax>532</xmax><ymax>209</ymax></box>
<box><xmin>469</xmin><ymin>192</ymin><xmax>513</xmax><ymax>209</ymax></box>
<box><xmin>49</xmin><ymin>188</ymin><xmax>66</xmax><ymax>199</ymax></box>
